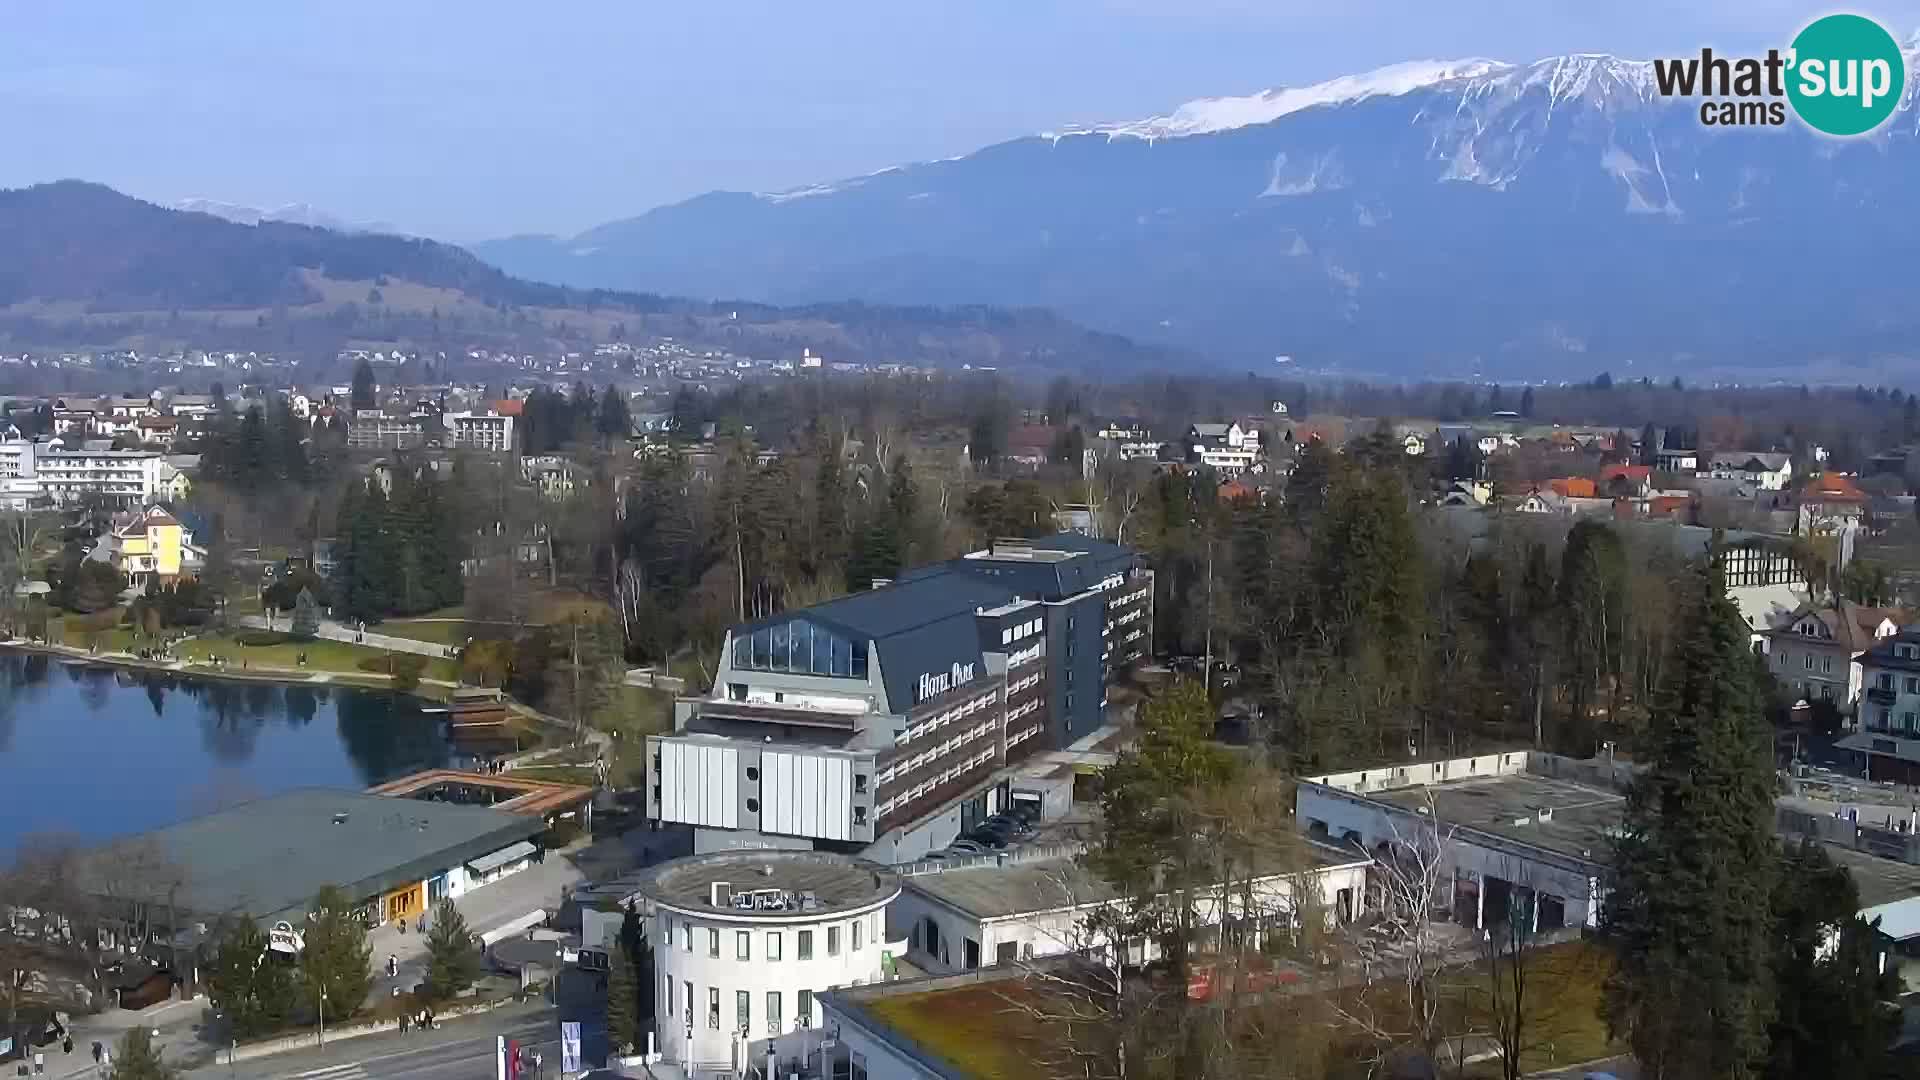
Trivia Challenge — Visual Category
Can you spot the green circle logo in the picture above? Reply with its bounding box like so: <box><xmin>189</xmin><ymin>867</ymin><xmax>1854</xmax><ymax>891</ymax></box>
<box><xmin>1786</xmin><ymin>14</ymin><xmax>1906</xmax><ymax>136</ymax></box>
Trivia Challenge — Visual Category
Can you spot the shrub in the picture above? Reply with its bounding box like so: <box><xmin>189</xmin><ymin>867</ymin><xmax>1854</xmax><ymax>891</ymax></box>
<box><xmin>236</xmin><ymin>630</ymin><xmax>290</xmax><ymax>647</ymax></box>
<box><xmin>542</xmin><ymin>819</ymin><xmax>585</xmax><ymax>849</ymax></box>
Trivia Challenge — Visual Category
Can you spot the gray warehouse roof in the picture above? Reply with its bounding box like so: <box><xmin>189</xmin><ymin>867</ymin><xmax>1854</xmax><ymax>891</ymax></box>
<box><xmin>85</xmin><ymin>788</ymin><xmax>543</xmax><ymax>923</ymax></box>
<box><xmin>1370</xmin><ymin>773</ymin><xmax>1625</xmax><ymax>869</ymax></box>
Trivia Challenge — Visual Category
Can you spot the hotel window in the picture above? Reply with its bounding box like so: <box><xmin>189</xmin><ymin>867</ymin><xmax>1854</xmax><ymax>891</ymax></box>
<box><xmin>1822</xmin><ymin>657</ymin><xmax>1832</xmax><ymax>674</ymax></box>
<box><xmin>665</xmin><ymin>976</ymin><xmax>674</xmax><ymax>1018</ymax></box>
<box><xmin>767</xmin><ymin>932</ymin><xmax>782</xmax><ymax>961</ymax></box>
<box><xmin>737</xmin><ymin>990</ymin><xmax>751</xmax><ymax>1034</ymax></box>
<box><xmin>1907</xmin><ymin>676</ymin><xmax>1920</xmax><ymax>695</ymax></box>
<box><xmin>828</xmin><ymin>925</ymin><xmax>841</xmax><ymax>956</ymax></box>
<box><xmin>684</xmin><ymin>981</ymin><xmax>693</xmax><ymax>1028</ymax></box>
<box><xmin>798</xmin><ymin>930</ymin><xmax>813</xmax><ymax>960</ymax></box>
<box><xmin>707</xmin><ymin>987</ymin><xmax>719</xmax><ymax>1029</ymax></box>
<box><xmin>798</xmin><ymin>989</ymin><xmax>813</xmax><ymax>1027</ymax></box>
<box><xmin>681</xmin><ymin>926</ymin><xmax>692</xmax><ymax>952</ymax></box>
<box><xmin>709</xmin><ymin>929</ymin><xmax>720</xmax><ymax>958</ymax></box>
<box><xmin>737</xmin><ymin>931</ymin><xmax>751</xmax><ymax>961</ymax></box>
<box><xmin>766</xmin><ymin>991</ymin><xmax>782</xmax><ymax>1035</ymax></box>
<box><xmin>853</xmin><ymin>919</ymin><xmax>863</xmax><ymax>951</ymax></box>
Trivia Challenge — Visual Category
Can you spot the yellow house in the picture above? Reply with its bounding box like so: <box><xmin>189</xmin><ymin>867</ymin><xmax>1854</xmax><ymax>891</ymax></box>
<box><xmin>112</xmin><ymin>506</ymin><xmax>186</xmax><ymax>588</ymax></box>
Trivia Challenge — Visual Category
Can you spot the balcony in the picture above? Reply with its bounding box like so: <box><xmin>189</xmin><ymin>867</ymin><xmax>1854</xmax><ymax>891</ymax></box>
<box><xmin>1867</xmin><ymin>686</ymin><xmax>1898</xmax><ymax>706</ymax></box>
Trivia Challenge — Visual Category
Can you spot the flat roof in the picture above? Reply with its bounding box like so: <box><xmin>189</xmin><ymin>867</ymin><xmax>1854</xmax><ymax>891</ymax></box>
<box><xmin>1369</xmin><ymin>773</ymin><xmax>1625</xmax><ymax>866</ymax></box>
<box><xmin>366</xmin><ymin>768</ymin><xmax>594</xmax><ymax>817</ymax></box>
<box><xmin>83</xmin><ymin>788</ymin><xmax>542</xmax><ymax>923</ymax></box>
<box><xmin>633</xmin><ymin>851</ymin><xmax>900</xmax><ymax>919</ymax></box>
<box><xmin>905</xmin><ymin>843</ymin><xmax>1367</xmax><ymax>922</ymax></box>
<box><xmin>1821</xmin><ymin>844</ymin><xmax>1920</xmax><ymax>911</ymax></box>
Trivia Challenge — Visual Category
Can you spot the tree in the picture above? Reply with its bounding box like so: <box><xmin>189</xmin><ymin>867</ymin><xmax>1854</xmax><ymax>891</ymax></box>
<box><xmin>618</xmin><ymin>900</ymin><xmax>654</xmax><ymax>1023</ymax></box>
<box><xmin>606</xmin><ymin>937</ymin><xmax>640</xmax><ymax>1056</ymax></box>
<box><xmin>1603</xmin><ymin>556</ymin><xmax>1778</xmax><ymax>1079</ymax></box>
<box><xmin>206</xmin><ymin>916</ymin><xmax>296</xmax><ymax>1038</ymax></box>
<box><xmin>107</xmin><ymin>1026</ymin><xmax>176</xmax><ymax>1080</ymax></box>
<box><xmin>301</xmin><ymin>885</ymin><xmax>372</xmax><ymax>1023</ymax></box>
<box><xmin>595</xmin><ymin>385</ymin><xmax>632</xmax><ymax>445</ymax></box>
<box><xmin>1088</xmin><ymin>678</ymin><xmax>1240</xmax><ymax>991</ymax></box>
<box><xmin>422</xmin><ymin>897</ymin><xmax>479</xmax><ymax>1003</ymax></box>
<box><xmin>350</xmin><ymin>358</ymin><xmax>376</xmax><ymax>410</ymax></box>
<box><xmin>1519</xmin><ymin>385</ymin><xmax>1536</xmax><ymax>419</ymax></box>
<box><xmin>290</xmin><ymin>587</ymin><xmax>320</xmax><ymax>641</ymax></box>
<box><xmin>1766</xmin><ymin>840</ymin><xmax>1904</xmax><ymax>1080</ymax></box>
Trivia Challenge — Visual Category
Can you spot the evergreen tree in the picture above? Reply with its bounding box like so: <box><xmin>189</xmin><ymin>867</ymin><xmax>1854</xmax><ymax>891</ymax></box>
<box><xmin>1559</xmin><ymin>521</ymin><xmax>1628</xmax><ymax>752</ymax></box>
<box><xmin>300</xmin><ymin>885</ymin><xmax>373</xmax><ymax>1022</ymax></box>
<box><xmin>618</xmin><ymin>901</ymin><xmax>654</xmax><ymax>1022</ymax></box>
<box><xmin>1519</xmin><ymin>385</ymin><xmax>1536</xmax><ymax>419</ymax></box>
<box><xmin>350</xmin><ymin>359</ymin><xmax>376</xmax><ymax>410</ymax></box>
<box><xmin>606</xmin><ymin>937</ymin><xmax>640</xmax><ymax>1055</ymax></box>
<box><xmin>422</xmin><ymin>897</ymin><xmax>479</xmax><ymax>1003</ymax></box>
<box><xmin>235</xmin><ymin>406</ymin><xmax>270</xmax><ymax>494</ymax></box>
<box><xmin>206</xmin><ymin>916</ymin><xmax>297</xmax><ymax>1038</ymax></box>
<box><xmin>1603</xmin><ymin>557</ymin><xmax>1778</xmax><ymax>1079</ymax></box>
<box><xmin>810</xmin><ymin>437</ymin><xmax>850</xmax><ymax>578</ymax></box>
<box><xmin>1766</xmin><ymin>840</ymin><xmax>1905</xmax><ymax>1079</ymax></box>
<box><xmin>290</xmin><ymin>587</ymin><xmax>320</xmax><ymax>640</ymax></box>
<box><xmin>107</xmin><ymin>1027</ymin><xmax>176</xmax><ymax>1080</ymax></box>
<box><xmin>596</xmin><ymin>385</ymin><xmax>632</xmax><ymax>444</ymax></box>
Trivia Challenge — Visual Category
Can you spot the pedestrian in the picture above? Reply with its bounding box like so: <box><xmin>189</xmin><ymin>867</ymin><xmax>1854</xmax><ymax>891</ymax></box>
<box><xmin>399</xmin><ymin>1011</ymin><xmax>410</xmax><ymax>1035</ymax></box>
<box><xmin>387</xmin><ymin>953</ymin><xmax>399</xmax><ymax>977</ymax></box>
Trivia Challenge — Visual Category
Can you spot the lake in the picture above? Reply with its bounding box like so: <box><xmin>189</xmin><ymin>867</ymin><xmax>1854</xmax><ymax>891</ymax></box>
<box><xmin>0</xmin><ymin>650</ymin><xmax>471</xmax><ymax>858</ymax></box>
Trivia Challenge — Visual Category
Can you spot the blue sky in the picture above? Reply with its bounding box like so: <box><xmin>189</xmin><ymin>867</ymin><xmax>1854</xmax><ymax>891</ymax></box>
<box><xmin>3</xmin><ymin>0</ymin><xmax>1914</xmax><ymax>240</ymax></box>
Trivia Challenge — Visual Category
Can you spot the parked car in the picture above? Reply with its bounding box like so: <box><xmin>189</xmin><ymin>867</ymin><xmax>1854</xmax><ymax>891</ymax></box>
<box><xmin>1007</xmin><ymin>802</ymin><xmax>1041</xmax><ymax>824</ymax></box>
<box><xmin>985</xmin><ymin>814</ymin><xmax>1033</xmax><ymax>836</ymax></box>
<box><xmin>945</xmin><ymin>840</ymin><xmax>988</xmax><ymax>856</ymax></box>
<box><xmin>967</xmin><ymin>830</ymin><xmax>1009</xmax><ymax>850</ymax></box>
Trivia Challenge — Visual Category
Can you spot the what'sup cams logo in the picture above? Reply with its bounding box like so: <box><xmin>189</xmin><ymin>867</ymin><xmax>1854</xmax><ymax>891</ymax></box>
<box><xmin>1654</xmin><ymin>13</ymin><xmax>1907</xmax><ymax>135</ymax></box>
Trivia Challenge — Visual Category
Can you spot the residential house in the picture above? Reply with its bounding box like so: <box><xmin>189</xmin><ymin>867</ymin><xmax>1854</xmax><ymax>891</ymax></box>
<box><xmin>1598</xmin><ymin>464</ymin><xmax>1653</xmax><ymax>498</ymax></box>
<box><xmin>102</xmin><ymin>505</ymin><xmax>201</xmax><ymax>589</ymax></box>
<box><xmin>1843</xmin><ymin>630</ymin><xmax>1920</xmax><ymax>782</ymax></box>
<box><xmin>1513</xmin><ymin>489</ymin><xmax>1568</xmax><ymax>514</ymax></box>
<box><xmin>1703</xmin><ymin>452</ymin><xmax>1793</xmax><ymax>491</ymax></box>
<box><xmin>166</xmin><ymin>394</ymin><xmax>218</xmax><ymax>420</ymax></box>
<box><xmin>522</xmin><ymin>456</ymin><xmax>580</xmax><ymax>498</ymax></box>
<box><xmin>1549</xmin><ymin>477</ymin><xmax>1598</xmax><ymax>499</ymax></box>
<box><xmin>1798</xmin><ymin>472</ymin><xmax>1868</xmax><ymax>536</ymax></box>
<box><xmin>1187</xmin><ymin>422</ymin><xmax>1260</xmax><ymax>475</ymax></box>
<box><xmin>156</xmin><ymin>459</ymin><xmax>192</xmax><ymax>502</ymax></box>
<box><xmin>105</xmin><ymin>395</ymin><xmax>156</xmax><ymax>419</ymax></box>
<box><xmin>1005</xmin><ymin>425</ymin><xmax>1057</xmax><ymax>470</ymax></box>
<box><xmin>134</xmin><ymin>416</ymin><xmax>178</xmax><ymax>448</ymax></box>
<box><xmin>1766</xmin><ymin>601</ymin><xmax>1902</xmax><ymax>717</ymax></box>
<box><xmin>1654</xmin><ymin>444</ymin><xmax>1699</xmax><ymax>472</ymax></box>
<box><xmin>1438</xmin><ymin>481</ymin><xmax>1493</xmax><ymax>507</ymax></box>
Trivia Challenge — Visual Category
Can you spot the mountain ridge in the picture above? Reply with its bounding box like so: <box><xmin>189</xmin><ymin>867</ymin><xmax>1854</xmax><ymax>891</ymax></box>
<box><xmin>473</xmin><ymin>45</ymin><xmax>1920</xmax><ymax>379</ymax></box>
<box><xmin>0</xmin><ymin>181</ymin><xmax>1182</xmax><ymax>372</ymax></box>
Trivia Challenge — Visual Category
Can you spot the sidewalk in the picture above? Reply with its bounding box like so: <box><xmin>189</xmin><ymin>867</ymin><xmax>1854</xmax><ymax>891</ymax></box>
<box><xmin>236</xmin><ymin>615</ymin><xmax>454</xmax><ymax>660</ymax></box>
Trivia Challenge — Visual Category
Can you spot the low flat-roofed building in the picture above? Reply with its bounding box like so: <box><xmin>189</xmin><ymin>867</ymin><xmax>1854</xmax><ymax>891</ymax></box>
<box><xmin>891</xmin><ymin>841</ymin><xmax>1370</xmax><ymax>975</ymax></box>
<box><xmin>1298</xmin><ymin>751</ymin><xmax>1628</xmax><ymax>932</ymax></box>
<box><xmin>80</xmin><ymin>787</ymin><xmax>544</xmax><ymax>928</ymax></box>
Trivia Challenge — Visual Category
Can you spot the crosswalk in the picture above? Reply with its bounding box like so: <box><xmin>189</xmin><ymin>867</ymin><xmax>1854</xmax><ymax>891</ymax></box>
<box><xmin>286</xmin><ymin>1064</ymin><xmax>368</xmax><ymax>1080</ymax></box>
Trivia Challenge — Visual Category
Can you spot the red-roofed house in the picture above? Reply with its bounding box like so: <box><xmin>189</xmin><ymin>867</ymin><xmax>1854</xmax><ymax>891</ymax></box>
<box><xmin>1598</xmin><ymin>464</ymin><xmax>1653</xmax><ymax>498</ymax></box>
<box><xmin>1549</xmin><ymin>477</ymin><xmax>1597</xmax><ymax>499</ymax></box>
<box><xmin>492</xmin><ymin>399</ymin><xmax>524</xmax><ymax>417</ymax></box>
<box><xmin>1798</xmin><ymin>472</ymin><xmax>1867</xmax><ymax>535</ymax></box>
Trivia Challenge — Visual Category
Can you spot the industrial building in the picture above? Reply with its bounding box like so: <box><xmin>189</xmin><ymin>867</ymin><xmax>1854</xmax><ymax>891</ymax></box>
<box><xmin>646</xmin><ymin>534</ymin><xmax>1153</xmax><ymax>863</ymax></box>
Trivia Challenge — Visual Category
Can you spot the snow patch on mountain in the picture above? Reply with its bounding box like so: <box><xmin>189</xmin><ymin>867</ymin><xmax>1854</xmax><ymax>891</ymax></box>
<box><xmin>1047</xmin><ymin>58</ymin><xmax>1509</xmax><ymax>141</ymax></box>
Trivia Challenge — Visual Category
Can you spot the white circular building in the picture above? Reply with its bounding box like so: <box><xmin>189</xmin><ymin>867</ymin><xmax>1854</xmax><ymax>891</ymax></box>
<box><xmin>637</xmin><ymin>850</ymin><xmax>902</xmax><ymax>1073</ymax></box>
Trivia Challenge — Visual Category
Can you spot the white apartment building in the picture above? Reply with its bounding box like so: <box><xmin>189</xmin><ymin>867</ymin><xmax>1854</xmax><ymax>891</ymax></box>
<box><xmin>35</xmin><ymin>448</ymin><xmax>166</xmax><ymax>506</ymax></box>
<box><xmin>639</xmin><ymin>851</ymin><xmax>901</xmax><ymax>1074</ymax></box>
<box><xmin>445</xmin><ymin>410</ymin><xmax>515</xmax><ymax>453</ymax></box>
<box><xmin>0</xmin><ymin>440</ymin><xmax>39</xmax><ymax>511</ymax></box>
<box><xmin>1188</xmin><ymin>422</ymin><xmax>1261</xmax><ymax>475</ymax></box>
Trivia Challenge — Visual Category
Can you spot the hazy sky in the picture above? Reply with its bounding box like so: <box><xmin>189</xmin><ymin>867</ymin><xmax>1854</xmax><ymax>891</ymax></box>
<box><xmin>4</xmin><ymin>0</ymin><xmax>1914</xmax><ymax>241</ymax></box>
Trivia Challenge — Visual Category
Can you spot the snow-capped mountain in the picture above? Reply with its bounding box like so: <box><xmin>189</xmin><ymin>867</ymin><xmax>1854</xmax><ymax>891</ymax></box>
<box><xmin>476</xmin><ymin>47</ymin><xmax>1920</xmax><ymax>378</ymax></box>
<box><xmin>174</xmin><ymin>198</ymin><xmax>398</xmax><ymax>235</ymax></box>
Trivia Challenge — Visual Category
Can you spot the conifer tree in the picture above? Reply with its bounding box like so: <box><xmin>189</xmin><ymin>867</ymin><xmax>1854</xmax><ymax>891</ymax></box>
<box><xmin>606</xmin><ymin>938</ymin><xmax>640</xmax><ymax>1055</ymax></box>
<box><xmin>206</xmin><ymin>915</ymin><xmax>297</xmax><ymax>1038</ymax></box>
<box><xmin>290</xmin><ymin>587</ymin><xmax>320</xmax><ymax>641</ymax></box>
<box><xmin>300</xmin><ymin>885</ymin><xmax>372</xmax><ymax>1025</ymax></box>
<box><xmin>422</xmin><ymin>897</ymin><xmax>479</xmax><ymax>1003</ymax></box>
<box><xmin>107</xmin><ymin>1027</ymin><xmax>176</xmax><ymax>1080</ymax></box>
<box><xmin>1603</xmin><ymin>556</ymin><xmax>1777</xmax><ymax>1079</ymax></box>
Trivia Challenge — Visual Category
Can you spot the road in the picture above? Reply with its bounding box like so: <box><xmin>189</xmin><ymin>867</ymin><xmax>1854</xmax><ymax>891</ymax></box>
<box><xmin>185</xmin><ymin>1003</ymin><xmax>560</xmax><ymax>1080</ymax></box>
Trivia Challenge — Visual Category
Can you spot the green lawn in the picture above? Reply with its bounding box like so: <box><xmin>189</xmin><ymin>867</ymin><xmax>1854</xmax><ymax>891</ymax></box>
<box><xmin>380</xmin><ymin>618</ymin><xmax>524</xmax><ymax>645</ymax></box>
